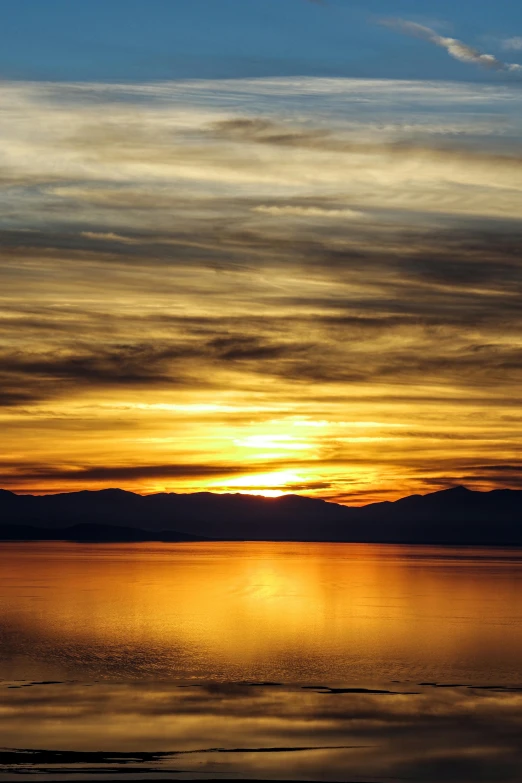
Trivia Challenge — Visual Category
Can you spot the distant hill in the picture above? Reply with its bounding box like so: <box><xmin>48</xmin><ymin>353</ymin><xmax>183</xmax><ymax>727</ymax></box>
<box><xmin>0</xmin><ymin>485</ymin><xmax>521</xmax><ymax>545</ymax></box>
<box><xmin>0</xmin><ymin>521</ymin><xmax>207</xmax><ymax>543</ymax></box>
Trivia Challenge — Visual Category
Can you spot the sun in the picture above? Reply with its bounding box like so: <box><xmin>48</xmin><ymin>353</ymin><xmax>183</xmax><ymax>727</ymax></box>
<box><xmin>211</xmin><ymin>470</ymin><xmax>303</xmax><ymax>497</ymax></box>
<box><xmin>238</xmin><ymin>489</ymin><xmax>287</xmax><ymax>498</ymax></box>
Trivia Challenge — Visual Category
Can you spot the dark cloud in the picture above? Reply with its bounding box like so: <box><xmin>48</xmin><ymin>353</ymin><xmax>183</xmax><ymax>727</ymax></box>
<box><xmin>210</xmin><ymin>117</ymin><xmax>522</xmax><ymax>174</ymax></box>
<box><xmin>2</xmin><ymin>219</ymin><xmax>522</xmax><ymax>409</ymax></box>
<box><xmin>0</xmin><ymin>344</ymin><xmax>196</xmax><ymax>407</ymax></box>
<box><xmin>0</xmin><ymin>345</ymin><xmax>175</xmax><ymax>385</ymax></box>
<box><xmin>0</xmin><ymin>335</ymin><xmax>314</xmax><ymax>407</ymax></box>
<box><xmin>0</xmin><ymin>461</ymin><xmax>276</xmax><ymax>483</ymax></box>
<box><xmin>208</xmin><ymin>335</ymin><xmax>310</xmax><ymax>362</ymax></box>
<box><xmin>0</xmin><ymin>386</ymin><xmax>45</xmax><ymax>408</ymax></box>
<box><xmin>3</xmin><ymin>332</ymin><xmax>519</xmax><ymax>408</ymax></box>
<box><xmin>211</xmin><ymin>118</ymin><xmax>331</xmax><ymax>149</ymax></box>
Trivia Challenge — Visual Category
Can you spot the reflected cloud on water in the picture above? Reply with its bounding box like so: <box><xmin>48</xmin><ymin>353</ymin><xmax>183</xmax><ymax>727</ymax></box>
<box><xmin>1</xmin><ymin>681</ymin><xmax>522</xmax><ymax>781</ymax></box>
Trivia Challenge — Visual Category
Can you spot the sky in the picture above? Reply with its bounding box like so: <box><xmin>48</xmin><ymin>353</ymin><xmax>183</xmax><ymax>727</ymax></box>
<box><xmin>1</xmin><ymin>1</ymin><xmax>522</xmax><ymax>503</ymax></box>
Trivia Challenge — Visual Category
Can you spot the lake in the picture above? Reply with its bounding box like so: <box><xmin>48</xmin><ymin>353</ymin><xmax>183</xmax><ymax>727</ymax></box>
<box><xmin>1</xmin><ymin>541</ymin><xmax>522</xmax><ymax>781</ymax></box>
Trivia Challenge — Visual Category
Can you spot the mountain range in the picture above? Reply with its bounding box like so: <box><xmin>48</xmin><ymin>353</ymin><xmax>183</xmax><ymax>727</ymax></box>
<box><xmin>0</xmin><ymin>485</ymin><xmax>521</xmax><ymax>545</ymax></box>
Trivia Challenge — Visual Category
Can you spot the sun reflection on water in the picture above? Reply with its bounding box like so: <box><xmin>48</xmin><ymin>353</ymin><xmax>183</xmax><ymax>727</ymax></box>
<box><xmin>1</xmin><ymin>542</ymin><xmax>522</xmax><ymax>684</ymax></box>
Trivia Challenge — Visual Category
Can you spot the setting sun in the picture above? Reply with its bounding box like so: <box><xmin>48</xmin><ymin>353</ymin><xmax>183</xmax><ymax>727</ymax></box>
<box><xmin>212</xmin><ymin>470</ymin><xmax>305</xmax><ymax>497</ymax></box>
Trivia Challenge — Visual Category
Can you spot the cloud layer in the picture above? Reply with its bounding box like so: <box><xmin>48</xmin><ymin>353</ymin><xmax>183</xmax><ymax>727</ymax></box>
<box><xmin>1</xmin><ymin>78</ymin><xmax>521</xmax><ymax>501</ymax></box>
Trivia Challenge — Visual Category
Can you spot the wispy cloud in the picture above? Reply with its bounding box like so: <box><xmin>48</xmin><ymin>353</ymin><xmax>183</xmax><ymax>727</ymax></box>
<box><xmin>253</xmin><ymin>205</ymin><xmax>366</xmax><ymax>219</ymax></box>
<box><xmin>501</xmin><ymin>37</ymin><xmax>522</xmax><ymax>51</ymax></box>
<box><xmin>383</xmin><ymin>19</ymin><xmax>522</xmax><ymax>73</ymax></box>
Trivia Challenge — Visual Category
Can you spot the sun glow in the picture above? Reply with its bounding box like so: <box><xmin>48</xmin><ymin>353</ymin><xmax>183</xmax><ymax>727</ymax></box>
<box><xmin>213</xmin><ymin>470</ymin><xmax>303</xmax><ymax>497</ymax></box>
<box><xmin>238</xmin><ymin>489</ymin><xmax>288</xmax><ymax>498</ymax></box>
<box><xmin>235</xmin><ymin>434</ymin><xmax>310</xmax><ymax>451</ymax></box>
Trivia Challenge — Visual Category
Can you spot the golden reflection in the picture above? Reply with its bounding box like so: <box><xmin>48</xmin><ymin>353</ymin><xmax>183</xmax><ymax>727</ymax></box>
<box><xmin>1</xmin><ymin>542</ymin><xmax>522</xmax><ymax>682</ymax></box>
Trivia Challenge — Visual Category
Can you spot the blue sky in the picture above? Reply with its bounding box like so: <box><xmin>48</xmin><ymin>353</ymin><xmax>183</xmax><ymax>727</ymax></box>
<box><xmin>2</xmin><ymin>0</ymin><xmax>522</xmax><ymax>82</ymax></box>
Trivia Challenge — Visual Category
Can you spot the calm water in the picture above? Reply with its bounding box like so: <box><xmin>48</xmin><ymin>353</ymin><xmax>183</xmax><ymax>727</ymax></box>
<box><xmin>1</xmin><ymin>542</ymin><xmax>522</xmax><ymax>781</ymax></box>
<box><xmin>1</xmin><ymin>541</ymin><xmax>522</xmax><ymax>683</ymax></box>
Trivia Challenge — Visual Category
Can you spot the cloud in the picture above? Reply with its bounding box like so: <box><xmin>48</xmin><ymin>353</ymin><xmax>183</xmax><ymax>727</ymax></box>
<box><xmin>5</xmin><ymin>80</ymin><xmax>522</xmax><ymax>229</ymax></box>
<box><xmin>1</xmin><ymin>461</ymin><xmax>277</xmax><ymax>483</ymax></box>
<box><xmin>502</xmin><ymin>37</ymin><xmax>522</xmax><ymax>51</ymax></box>
<box><xmin>383</xmin><ymin>19</ymin><xmax>522</xmax><ymax>73</ymax></box>
<box><xmin>80</xmin><ymin>231</ymin><xmax>139</xmax><ymax>244</ymax></box>
<box><xmin>2</xmin><ymin>222</ymin><xmax>522</xmax><ymax>410</ymax></box>
<box><xmin>0</xmin><ymin>343</ymin><xmax>193</xmax><ymax>396</ymax></box>
<box><xmin>254</xmin><ymin>205</ymin><xmax>366</xmax><ymax>219</ymax></box>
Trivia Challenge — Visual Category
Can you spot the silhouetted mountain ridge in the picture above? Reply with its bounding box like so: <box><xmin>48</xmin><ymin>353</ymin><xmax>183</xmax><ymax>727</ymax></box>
<box><xmin>0</xmin><ymin>486</ymin><xmax>521</xmax><ymax>545</ymax></box>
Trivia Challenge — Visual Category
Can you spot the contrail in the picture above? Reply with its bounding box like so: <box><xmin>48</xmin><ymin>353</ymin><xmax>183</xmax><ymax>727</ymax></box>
<box><xmin>382</xmin><ymin>19</ymin><xmax>522</xmax><ymax>73</ymax></box>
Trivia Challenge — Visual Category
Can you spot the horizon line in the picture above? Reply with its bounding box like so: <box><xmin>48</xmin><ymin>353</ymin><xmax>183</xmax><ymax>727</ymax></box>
<box><xmin>2</xmin><ymin>483</ymin><xmax>518</xmax><ymax>508</ymax></box>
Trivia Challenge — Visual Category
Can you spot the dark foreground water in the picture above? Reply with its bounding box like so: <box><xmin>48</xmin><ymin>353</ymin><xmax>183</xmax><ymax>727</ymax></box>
<box><xmin>1</xmin><ymin>542</ymin><xmax>522</xmax><ymax>781</ymax></box>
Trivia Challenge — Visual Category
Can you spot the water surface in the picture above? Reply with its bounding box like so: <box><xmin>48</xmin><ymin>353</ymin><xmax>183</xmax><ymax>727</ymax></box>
<box><xmin>1</xmin><ymin>541</ymin><xmax>522</xmax><ymax>683</ymax></box>
<box><xmin>2</xmin><ymin>542</ymin><xmax>522</xmax><ymax>781</ymax></box>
